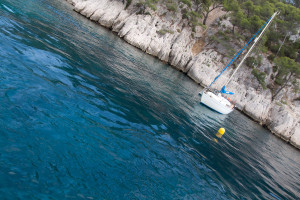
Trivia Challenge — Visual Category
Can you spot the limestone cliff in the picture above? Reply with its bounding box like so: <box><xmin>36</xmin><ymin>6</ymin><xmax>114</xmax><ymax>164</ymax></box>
<box><xmin>65</xmin><ymin>0</ymin><xmax>300</xmax><ymax>149</ymax></box>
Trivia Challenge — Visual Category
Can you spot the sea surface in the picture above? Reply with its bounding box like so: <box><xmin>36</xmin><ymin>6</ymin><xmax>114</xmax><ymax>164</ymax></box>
<box><xmin>0</xmin><ymin>0</ymin><xmax>300</xmax><ymax>199</ymax></box>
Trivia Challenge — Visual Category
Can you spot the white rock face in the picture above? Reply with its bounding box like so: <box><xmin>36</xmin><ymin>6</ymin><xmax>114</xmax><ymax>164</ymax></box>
<box><xmin>123</xmin><ymin>15</ymin><xmax>156</xmax><ymax>51</ymax></box>
<box><xmin>187</xmin><ymin>49</ymin><xmax>225</xmax><ymax>85</ymax></box>
<box><xmin>290</xmin><ymin>126</ymin><xmax>300</xmax><ymax>148</ymax></box>
<box><xmin>242</xmin><ymin>89</ymin><xmax>272</xmax><ymax>123</ymax></box>
<box><xmin>267</xmin><ymin>105</ymin><xmax>297</xmax><ymax>141</ymax></box>
<box><xmin>73</xmin><ymin>0</ymin><xmax>87</xmax><ymax>12</ymax></box>
<box><xmin>65</xmin><ymin>0</ymin><xmax>300</xmax><ymax>150</ymax></box>
<box><xmin>112</xmin><ymin>10</ymin><xmax>131</xmax><ymax>32</ymax></box>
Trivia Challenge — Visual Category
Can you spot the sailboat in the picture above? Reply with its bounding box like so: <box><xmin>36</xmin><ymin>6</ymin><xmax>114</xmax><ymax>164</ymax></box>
<box><xmin>200</xmin><ymin>12</ymin><xmax>279</xmax><ymax>114</ymax></box>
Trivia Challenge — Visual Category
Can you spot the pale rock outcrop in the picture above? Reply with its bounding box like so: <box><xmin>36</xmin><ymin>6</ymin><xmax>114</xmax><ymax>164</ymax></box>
<box><xmin>77</xmin><ymin>0</ymin><xmax>125</xmax><ymax>28</ymax></box>
<box><xmin>234</xmin><ymin>86</ymin><xmax>272</xmax><ymax>123</ymax></box>
<box><xmin>65</xmin><ymin>0</ymin><xmax>300</xmax><ymax>150</ymax></box>
<box><xmin>112</xmin><ymin>10</ymin><xmax>131</xmax><ymax>32</ymax></box>
<box><xmin>89</xmin><ymin>1</ymin><xmax>110</xmax><ymax>22</ymax></box>
<box><xmin>290</xmin><ymin>126</ymin><xmax>300</xmax><ymax>148</ymax></box>
<box><xmin>187</xmin><ymin>49</ymin><xmax>226</xmax><ymax>85</ymax></box>
<box><xmin>122</xmin><ymin>15</ymin><xmax>155</xmax><ymax>51</ymax></box>
<box><xmin>267</xmin><ymin>105</ymin><xmax>297</xmax><ymax>141</ymax></box>
<box><xmin>80</xmin><ymin>0</ymin><xmax>102</xmax><ymax>18</ymax></box>
<box><xmin>98</xmin><ymin>1</ymin><xmax>124</xmax><ymax>28</ymax></box>
<box><xmin>73</xmin><ymin>0</ymin><xmax>87</xmax><ymax>13</ymax></box>
<box><xmin>146</xmin><ymin>25</ymin><xmax>166</xmax><ymax>57</ymax></box>
<box><xmin>168</xmin><ymin>29</ymin><xmax>193</xmax><ymax>71</ymax></box>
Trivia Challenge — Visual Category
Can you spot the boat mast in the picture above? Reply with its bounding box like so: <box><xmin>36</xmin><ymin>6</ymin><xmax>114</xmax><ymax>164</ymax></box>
<box><xmin>224</xmin><ymin>12</ymin><xmax>278</xmax><ymax>87</ymax></box>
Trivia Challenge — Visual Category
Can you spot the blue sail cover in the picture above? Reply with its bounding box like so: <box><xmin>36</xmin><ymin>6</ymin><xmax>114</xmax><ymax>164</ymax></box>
<box><xmin>220</xmin><ymin>86</ymin><xmax>234</xmax><ymax>95</ymax></box>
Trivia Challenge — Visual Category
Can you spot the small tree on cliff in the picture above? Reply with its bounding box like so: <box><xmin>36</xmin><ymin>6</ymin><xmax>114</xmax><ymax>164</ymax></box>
<box><xmin>242</xmin><ymin>0</ymin><xmax>254</xmax><ymax>18</ymax></box>
<box><xmin>196</xmin><ymin>0</ymin><xmax>224</xmax><ymax>25</ymax></box>
<box><xmin>135</xmin><ymin>0</ymin><xmax>158</xmax><ymax>14</ymax></box>
<box><xmin>123</xmin><ymin>0</ymin><xmax>132</xmax><ymax>9</ymax></box>
<box><xmin>272</xmin><ymin>57</ymin><xmax>300</xmax><ymax>100</ymax></box>
<box><xmin>223</xmin><ymin>0</ymin><xmax>241</xmax><ymax>33</ymax></box>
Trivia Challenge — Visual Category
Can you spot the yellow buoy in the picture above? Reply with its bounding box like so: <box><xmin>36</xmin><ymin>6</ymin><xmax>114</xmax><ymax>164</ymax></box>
<box><xmin>218</xmin><ymin>128</ymin><xmax>225</xmax><ymax>135</ymax></box>
<box><xmin>216</xmin><ymin>128</ymin><xmax>225</xmax><ymax>138</ymax></box>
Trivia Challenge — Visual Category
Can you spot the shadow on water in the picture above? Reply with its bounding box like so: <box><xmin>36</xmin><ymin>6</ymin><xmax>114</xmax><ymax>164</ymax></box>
<box><xmin>0</xmin><ymin>0</ymin><xmax>300</xmax><ymax>199</ymax></box>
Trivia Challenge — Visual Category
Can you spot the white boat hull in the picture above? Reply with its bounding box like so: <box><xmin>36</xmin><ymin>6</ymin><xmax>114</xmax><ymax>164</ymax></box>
<box><xmin>200</xmin><ymin>91</ymin><xmax>234</xmax><ymax>114</ymax></box>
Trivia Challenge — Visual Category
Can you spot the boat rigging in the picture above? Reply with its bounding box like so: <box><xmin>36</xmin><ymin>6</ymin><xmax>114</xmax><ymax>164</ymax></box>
<box><xmin>200</xmin><ymin>12</ymin><xmax>279</xmax><ymax>114</ymax></box>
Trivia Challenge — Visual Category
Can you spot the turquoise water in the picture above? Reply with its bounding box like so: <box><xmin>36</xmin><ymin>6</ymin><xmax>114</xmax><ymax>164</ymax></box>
<box><xmin>1</xmin><ymin>0</ymin><xmax>300</xmax><ymax>199</ymax></box>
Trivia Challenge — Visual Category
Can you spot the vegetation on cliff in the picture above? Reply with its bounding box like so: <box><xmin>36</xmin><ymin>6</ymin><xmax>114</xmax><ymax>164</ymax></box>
<box><xmin>223</xmin><ymin>0</ymin><xmax>300</xmax><ymax>99</ymax></box>
<box><xmin>121</xmin><ymin>0</ymin><xmax>300</xmax><ymax>100</ymax></box>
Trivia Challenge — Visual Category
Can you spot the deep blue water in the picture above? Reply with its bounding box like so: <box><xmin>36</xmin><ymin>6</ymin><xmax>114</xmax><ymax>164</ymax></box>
<box><xmin>0</xmin><ymin>0</ymin><xmax>300</xmax><ymax>199</ymax></box>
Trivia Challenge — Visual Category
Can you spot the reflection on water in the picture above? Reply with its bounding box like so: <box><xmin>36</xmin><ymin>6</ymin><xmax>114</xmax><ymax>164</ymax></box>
<box><xmin>0</xmin><ymin>0</ymin><xmax>300</xmax><ymax>199</ymax></box>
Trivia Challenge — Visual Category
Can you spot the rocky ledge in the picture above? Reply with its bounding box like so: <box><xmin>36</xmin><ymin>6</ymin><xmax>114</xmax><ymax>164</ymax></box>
<box><xmin>65</xmin><ymin>0</ymin><xmax>300</xmax><ymax>149</ymax></box>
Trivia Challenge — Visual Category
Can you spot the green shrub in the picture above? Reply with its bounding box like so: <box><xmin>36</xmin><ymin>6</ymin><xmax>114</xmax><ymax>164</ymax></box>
<box><xmin>259</xmin><ymin>46</ymin><xmax>268</xmax><ymax>53</ymax></box>
<box><xmin>275</xmin><ymin>76</ymin><xmax>284</xmax><ymax>85</ymax></box>
<box><xmin>292</xmin><ymin>79</ymin><xmax>299</xmax><ymax>93</ymax></box>
<box><xmin>252</xmin><ymin>68</ymin><xmax>267</xmax><ymax>89</ymax></box>
<box><xmin>245</xmin><ymin>57</ymin><xmax>256</xmax><ymax>68</ymax></box>
<box><xmin>148</xmin><ymin>3</ymin><xmax>157</xmax><ymax>11</ymax></box>
<box><xmin>216</xmin><ymin>31</ymin><xmax>230</xmax><ymax>41</ymax></box>
<box><xmin>272</xmin><ymin>65</ymin><xmax>278</xmax><ymax>73</ymax></box>
<box><xmin>281</xmin><ymin>99</ymin><xmax>287</xmax><ymax>105</ymax></box>
<box><xmin>257</xmin><ymin>55</ymin><xmax>262</xmax><ymax>66</ymax></box>
<box><xmin>181</xmin><ymin>8</ymin><xmax>188</xmax><ymax>19</ymax></box>
<box><xmin>166</xmin><ymin>3</ymin><xmax>177</xmax><ymax>12</ymax></box>
<box><xmin>284</xmin><ymin>46</ymin><xmax>297</xmax><ymax>59</ymax></box>
<box><xmin>179</xmin><ymin>0</ymin><xmax>191</xmax><ymax>7</ymax></box>
<box><xmin>125</xmin><ymin>0</ymin><xmax>132</xmax><ymax>9</ymax></box>
<box><xmin>267</xmin><ymin>54</ymin><xmax>275</xmax><ymax>61</ymax></box>
<box><xmin>245</xmin><ymin>56</ymin><xmax>262</xmax><ymax>68</ymax></box>
<box><xmin>234</xmin><ymin>32</ymin><xmax>245</xmax><ymax>41</ymax></box>
<box><xmin>157</xmin><ymin>29</ymin><xmax>174</xmax><ymax>35</ymax></box>
<box><xmin>270</xmin><ymin>44</ymin><xmax>280</xmax><ymax>53</ymax></box>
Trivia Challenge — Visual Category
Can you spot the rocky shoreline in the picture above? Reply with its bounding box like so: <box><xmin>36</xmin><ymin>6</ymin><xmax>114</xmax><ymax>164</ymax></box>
<box><xmin>64</xmin><ymin>0</ymin><xmax>300</xmax><ymax>149</ymax></box>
